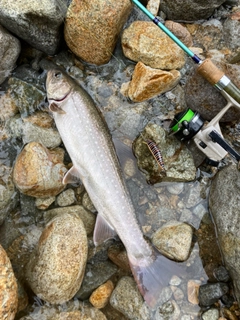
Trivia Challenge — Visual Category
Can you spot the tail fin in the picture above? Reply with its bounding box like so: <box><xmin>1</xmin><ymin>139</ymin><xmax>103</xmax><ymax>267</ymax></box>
<box><xmin>129</xmin><ymin>250</ymin><xmax>185</xmax><ymax>308</ymax></box>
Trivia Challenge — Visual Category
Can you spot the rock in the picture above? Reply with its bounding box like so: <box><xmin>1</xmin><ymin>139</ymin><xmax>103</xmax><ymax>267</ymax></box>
<box><xmin>213</xmin><ymin>266</ymin><xmax>230</xmax><ymax>282</ymax></box>
<box><xmin>13</xmin><ymin>142</ymin><xmax>67</xmax><ymax>198</ymax></box>
<box><xmin>209</xmin><ymin>165</ymin><xmax>240</xmax><ymax>304</ymax></box>
<box><xmin>198</xmin><ymin>282</ymin><xmax>229</xmax><ymax>306</ymax></box>
<box><xmin>89</xmin><ymin>280</ymin><xmax>114</xmax><ymax>309</ymax></box>
<box><xmin>26</xmin><ymin>211</ymin><xmax>88</xmax><ymax>304</ymax></box>
<box><xmin>0</xmin><ymin>165</ymin><xmax>18</xmax><ymax>225</ymax></box>
<box><xmin>64</xmin><ymin>0</ymin><xmax>132</xmax><ymax>65</ymax></box>
<box><xmin>160</xmin><ymin>0</ymin><xmax>226</xmax><ymax>21</ymax></box>
<box><xmin>155</xmin><ymin>300</ymin><xmax>181</xmax><ymax>320</ymax></box>
<box><xmin>201</xmin><ymin>308</ymin><xmax>219</xmax><ymax>320</ymax></box>
<box><xmin>75</xmin><ymin>261</ymin><xmax>118</xmax><ymax>300</ymax></box>
<box><xmin>0</xmin><ymin>25</ymin><xmax>21</xmax><ymax>85</ymax></box>
<box><xmin>223</xmin><ymin>9</ymin><xmax>240</xmax><ymax>63</ymax></box>
<box><xmin>110</xmin><ymin>276</ymin><xmax>150</xmax><ymax>320</ymax></box>
<box><xmin>165</xmin><ymin>21</ymin><xmax>193</xmax><ymax>47</ymax></box>
<box><xmin>108</xmin><ymin>244</ymin><xmax>131</xmax><ymax>272</ymax></box>
<box><xmin>121</xmin><ymin>21</ymin><xmax>185</xmax><ymax>70</ymax></box>
<box><xmin>0</xmin><ymin>244</ymin><xmax>18</xmax><ymax>320</ymax></box>
<box><xmin>56</xmin><ymin>188</ymin><xmax>76</xmax><ymax>207</ymax></box>
<box><xmin>44</xmin><ymin>206</ymin><xmax>96</xmax><ymax>236</ymax></box>
<box><xmin>82</xmin><ymin>191</ymin><xmax>97</xmax><ymax>212</ymax></box>
<box><xmin>185</xmin><ymin>60</ymin><xmax>240</xmax><ymax>121</ymax></box>
<box><xmin>21</xmin><ymin>112</ymin><xmax>62</xmax><ymax>148</ymax></box>
<box><xmin>122</xmin><ymin>62</ymin><xmax>181</xmax><ymax>102</ymax></box>
<box><xmin>0</xmin><ymin>0</ymin><xmax>66</xmax><ymax>55</ymax></box>
<box><xmin>151</xmin><ymin>221</ymin><xmax>193</xmax><ymax>261</ymax></box>
<box><xmin>35</xmin><ymin>196</ymin><xmax>56</xmax><ymax>210</ymax></box>
<box><xmin>4</xmin><ymin>77</ymin><xmax>45</xmax><ymax>117</ymax></box>
<box><xmin>18</xmin><ymin>301</ymin><xmax>107</xmax><ymax>320</ymax></box>
<box><xmin>147</xmin><ymin>0</ymin><xmax>161</xmax><ymax>16</ymax></box>
<box><xmin>187</xmin><ymin>280</ymin><xmax>201</xmax><ymax>305</ymax></box>
<box><xmin>186</xmin><ymin>19</ymin><xmax>224</xmax><ymax>52</ymax></box>
<box><xmin>133</xmin><ymin>123</ymin><xmax>196</xmax><ymax>184</ymax></box>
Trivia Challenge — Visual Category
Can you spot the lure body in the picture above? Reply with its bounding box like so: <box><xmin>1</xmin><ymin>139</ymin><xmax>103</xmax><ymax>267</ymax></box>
<box><xmin>144</xmin><ymin>138</ymin><xmax>166</xmax><ymax>173</ymax></box>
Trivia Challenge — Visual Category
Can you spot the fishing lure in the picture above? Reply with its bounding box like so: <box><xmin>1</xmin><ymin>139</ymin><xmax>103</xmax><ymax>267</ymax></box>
<box><xmin>143</xmin><ymin>137</ymin><xmax>166</xmax><ymax>173</ymax></box>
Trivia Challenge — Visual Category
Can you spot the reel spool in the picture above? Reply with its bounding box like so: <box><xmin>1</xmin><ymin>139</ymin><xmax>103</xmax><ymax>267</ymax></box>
<box><xmin>170</xmin><ymin>109</ymin><xmax>204</xmax><ymax>141</ymax></box>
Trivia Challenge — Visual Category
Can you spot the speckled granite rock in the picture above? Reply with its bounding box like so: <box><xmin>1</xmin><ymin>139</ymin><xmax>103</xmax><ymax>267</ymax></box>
<box><xmin>209</xmin><ymin>164</ymin><xmax>240</xmax><ymax>306</ymax></box>
<box><xmin>0</xmin><ymin>244</ymin><xmax>18</xmax><ymax>320</ymax></box>
<box><xmin>26</xmin><ymin>212</ymin><xmax>88</xmax><ymax>304</ymax></box>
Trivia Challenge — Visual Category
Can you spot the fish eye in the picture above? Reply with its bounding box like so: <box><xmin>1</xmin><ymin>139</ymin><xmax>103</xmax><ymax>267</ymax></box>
<box><xmin>54</xmin><ymin>71</ymin><xmax>62</xmax><ymax>79</ymax></box>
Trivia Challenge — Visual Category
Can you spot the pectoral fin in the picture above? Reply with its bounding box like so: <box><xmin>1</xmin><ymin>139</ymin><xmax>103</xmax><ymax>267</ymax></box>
<box><xmin>49</xmin><ymin>102</ymin><xmax>66</xmax><ymax>114</ymax></box>
<box><xmin>63</xmin><ymin>166</ymin><xmax>82</xmax><ymax>184</ymax></box>
<box><xmin>93</xmin><ymin>214</ymin><xmax>117</xmax><ymax>246</ymax></box>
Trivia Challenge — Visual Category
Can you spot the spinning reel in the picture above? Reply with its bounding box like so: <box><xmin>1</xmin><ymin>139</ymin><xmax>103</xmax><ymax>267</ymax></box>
<box><xmin>170</xmin><ymin>91</ymin><xmax>240</xmax><ymax>166</ymax></box>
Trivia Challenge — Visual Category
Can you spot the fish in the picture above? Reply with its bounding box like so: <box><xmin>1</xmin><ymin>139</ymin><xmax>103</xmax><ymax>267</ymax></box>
<box><xmin>46</xmin><ymin>69</ymin><xmax>182</xmax><ymax>307</ymax></box>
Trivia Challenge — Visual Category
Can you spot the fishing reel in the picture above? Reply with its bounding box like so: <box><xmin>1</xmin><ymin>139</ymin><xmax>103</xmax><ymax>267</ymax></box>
<box><xmin>170</xmin><ymin>90</ymin><xmax>240</xmax><ymax>167</ymax></box>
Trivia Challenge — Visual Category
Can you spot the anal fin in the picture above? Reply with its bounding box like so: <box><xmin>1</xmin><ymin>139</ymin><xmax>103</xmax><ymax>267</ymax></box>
<box><xmin>93</xmin><ymin>214</ymin><xmax>117</xmax><ymax>246</ymax></box>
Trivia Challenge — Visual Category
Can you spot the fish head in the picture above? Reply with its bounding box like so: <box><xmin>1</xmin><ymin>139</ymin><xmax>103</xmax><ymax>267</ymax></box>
<box><xmin>46</xmin><ymin>69</ymin><xmax>72</xmax><ymax>103</ymax></box>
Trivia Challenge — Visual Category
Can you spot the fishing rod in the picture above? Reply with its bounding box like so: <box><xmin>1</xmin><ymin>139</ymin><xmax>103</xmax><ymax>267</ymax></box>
<box><xmin>132</xmin><ymin>0</ymin><xmax>240</xmax><ymax>166</ymax></box>
<box><xmin>132</xmin><ymin>0</ymin><xmax>240</xmax><ymax>104</ymax></box>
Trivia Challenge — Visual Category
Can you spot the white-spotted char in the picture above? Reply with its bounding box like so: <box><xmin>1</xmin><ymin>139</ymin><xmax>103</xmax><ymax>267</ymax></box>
<box><xmin>46</xmin><ymin>69</ymin><xmax>183</xmax><ymax>307</ymax></box>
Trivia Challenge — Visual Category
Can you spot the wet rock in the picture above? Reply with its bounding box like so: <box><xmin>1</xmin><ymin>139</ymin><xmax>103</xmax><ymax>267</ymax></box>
<box><xmin>160</xmin><ymin>0</ymin><xmax>226</xmax><ymax>21</ymax></box>
<box><xmin>82</xmin><ymin>191</ymin><xmax>97</xmax><ymax>212</ymax></box>
<box><xmin>0</xmin><ymin>0</ymin><xmax>66</xmax><ymax>55</ymax></box>
<box><xmin>133</xmin><ymin>123</ymin><xmax>196</xmax><ymax>184</ymax></box>
<box><xmin>26</xmin><ymin>211</ymin><xmax>88</xmax><ymax>304</ymax></box>
<box><xmin>198</xmin><ymin>282</ymin><xmax>229</xmax><ymax>306</ymax></box>
<box><xmin>75</xmin><ymin>260</ymin><xmax>118</xmax><ymax>300</ymax></box>
<box><xmin>165</xmin><ymin>21</ymin><xmax>193</xmax><ymax>47</ymax></box>
<box><xmin>122</xmin><ymin>62</ymin><xmax>181</xmax><ymax>102</ymax></box>
<box><xmin>187</xmin><ymin>279</ymin><xmax>201</xmax><ymax>305</ymax></box>
<box><xmin>21</xmin><ymin>113</ymin><xmax>62</xmax><ymax>148</ymax></box>
<box><xmin>209</xmin><ymin>164</ymin><xmax>240</xmax><ymax>304</ymax></box>
<box><xmin>151</xmin><ymin>221</ymin><xmax>193</xmax><ymax>261</ymax></box>
<box><xmin>0</xmin><ymin>25</ymin><xmax>21</xmax><ymax>85</ymax></box>
<box><xmin>89</xmin><ymin>280</ymin><xmax>114</xmax><ymax>309</ymax></box>
<box><xmin>0</xmin><ymin>165</ymin><xmax>18</xmax><ymax>225</ymax></box>
<box><xmin>108</xmin><ymin>243</ymin><xmax>131</xmax><ymax>272</ymax></box>
<box><xmin>0</xmin><ymin>244</ymin><xmax>18</xmax><ymax>320</ymax></box>
<box><xmin>35</xmin><ymin>196</ymin><xmax>56</xmax><ymax>210</ymax></box>
<box><xmin>64</xmin><ymin>0</ymin><xmax>132</xmax><ymax>65</ymax></box>
<box><xmin>13</xmin><ymin>142</ymin><xmax>67</xmax><ymax>198</ymax></box>
<box><xmin>56</xmin><ymin>188</ymin><xmax>76</xmax><ymax>206</ymax></box>
<box><xmin>213</xmin><ymin>266</ymin><xmax>230</xmax><ymax>282</ymax></box>
<box><xmin>186</xmin><ymin>20</ymin><xmax>224</xmax><ymax>52</ymax></box>
<box><xmin>201</xmin><ymin>308</ymin><xmax>219</xmax><ymax>320</ymax></box>
<box><xmin>223</xmin><ymin>9</ymin><xmax>240</xmax><ymax>63</ymax></box>
<box><xmin>4</xmin><ymin>77</ymin><xmax>45</xmax><ymax>117</ymax></box>
<box><xmin>110</xmin><ymin>276</ymin><xmax>150</xmax><ymax>320</ymax></box>
<box><xmin>44</xmin><ymin>205</ymin><xmax>96</xmax><ymax>236</ymax></box>
<box><xmin>121</xmin><ymin>21</ymin><xmax>185</xmax><ymax>70</ymax></box>
<box><xmin>147</xmin><ymin>0</ymin><xmax>161</xmax><ymax>16</ymax></box>
<box><xmin>185</xmin><ymin>60</ymin><xmax>240</xmax><ymax>121</ymax></box>
<box><xmin>155</xmin><ymin>300</ymin><xmax>181</xmax><ymax>320</ymax></box>
<box><xmin>18</xmin><ymin>300</ymin><xmax>107</xmax><ymax>320</ymax></box>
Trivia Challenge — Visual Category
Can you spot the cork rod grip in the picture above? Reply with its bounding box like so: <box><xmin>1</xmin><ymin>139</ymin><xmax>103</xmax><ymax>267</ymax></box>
<box><xmin>197</xmin><ymin>59</ymin><xmax>224</xmax><ymax>85</ymax></box>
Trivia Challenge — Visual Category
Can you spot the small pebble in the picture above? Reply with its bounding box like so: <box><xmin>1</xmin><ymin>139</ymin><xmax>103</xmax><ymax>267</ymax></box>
<box><xmin>89</xmin><ymin>280</ymin><xmax>114</xmax><ymax>309</ymax></box>
<box><xmin>56</xmin><ymin>188</ymin><xmax>76</xmax><ymax>206</ymax></box>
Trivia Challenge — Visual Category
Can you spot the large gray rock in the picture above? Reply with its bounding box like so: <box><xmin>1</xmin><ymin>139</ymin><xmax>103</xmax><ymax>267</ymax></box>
<box><xmin>0</xmin><ymin>25</ymin><xmax>21</xmax><ymax>85</ymax></box>
<box><xmin>209</xmin><ymin>164</ymin><xmax>240</xmax><ymax>304</ymax></box>
<box><xmin>160</xmin><ymin>0</ymin><xmax>226</xmax><ymax>21</ymax></box>
<box><xmin>0</xmin><ymin>0</ymin><xmax>67</xmax><ymax>55</ymax></box>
